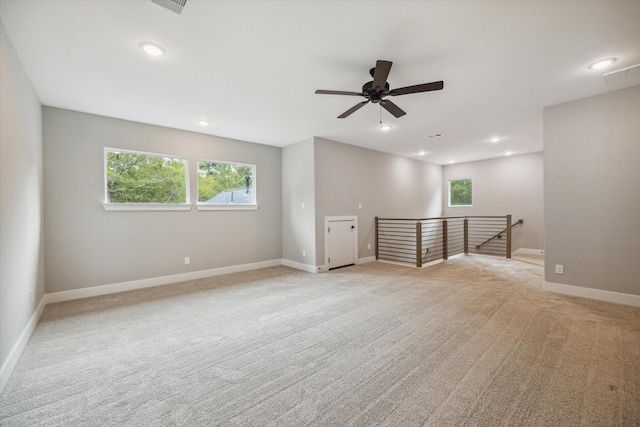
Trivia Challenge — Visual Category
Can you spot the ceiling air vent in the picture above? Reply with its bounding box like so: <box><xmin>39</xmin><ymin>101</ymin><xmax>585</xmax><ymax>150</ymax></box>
<box><xmin>151</xmin><ymin>0</ymin><xmax>187</xmax><ymax>15</ymax></box>
<box><xmin>603</xmin><ymin>64</ymin><xmax>640</xmax><ymax>85</ymax></box>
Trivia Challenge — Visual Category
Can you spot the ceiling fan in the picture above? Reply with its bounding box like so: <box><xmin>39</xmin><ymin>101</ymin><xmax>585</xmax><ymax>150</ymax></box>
<box><xmin>315</xmin><ymin>60</ymin><xmax>444</xmax><ymax>119</ymax></box>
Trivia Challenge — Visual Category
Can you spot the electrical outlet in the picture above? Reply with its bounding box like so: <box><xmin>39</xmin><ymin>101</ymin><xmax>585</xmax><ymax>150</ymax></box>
<box><xmin>358</xmin><ymin>203</ymin><xmax>362</xmax><ymax>209</ymax></box>
<box><xmin>555</xmin><ymin>264</ymin><xmax>564</xmax><ymax>274</ymax></box>
<box><xmin>301</xmin><ymin>202</ymin><xmax>305</xmax><ymax>210</ymax></box>
<box><xmin>302</xmin><ymin>249</ymin><xmax>306</xmax><ymax>257</ymax></box>
<box><xmin>185</xmin><ymin>257</ymin><xmax>190</xmax><ymax>265</ymax></box>
<box><xmin>30</xmin><ymin>289</ymin><xmax>34</xmax><ymax>303</ymax></box>
<box><xmin>368</xmin><ymin>243</ymin><xmax>371</xmax><ymax>250</ymax></box>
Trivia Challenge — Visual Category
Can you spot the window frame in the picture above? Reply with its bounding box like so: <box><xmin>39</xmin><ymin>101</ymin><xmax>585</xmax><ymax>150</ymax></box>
<box><xmin>448</xmin><ymin>178</ymin><xmax>473</xmax><ymax>207</ymax></box>
<box><xmin>196</xmin><ymin>158</ymin><xmax>258</xmax><ymax>211</ymax></box>
<box><xmin>103</xmin><ymin>147</ymin><xmax>191</xmax><ymax>211</ymax></box>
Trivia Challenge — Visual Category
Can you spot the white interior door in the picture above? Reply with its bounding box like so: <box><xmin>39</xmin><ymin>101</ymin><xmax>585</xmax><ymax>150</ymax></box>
<box><xmin>327</xmin><ymin>219</ymin><xmax>356</xmax><ymax>269</ymax></box>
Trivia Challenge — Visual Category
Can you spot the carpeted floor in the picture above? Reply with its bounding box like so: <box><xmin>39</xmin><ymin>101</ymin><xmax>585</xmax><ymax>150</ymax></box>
<box><xmin>1</xmin><ymin>253</ymin><xmax>639</xmax><ymax>426</ymax></box>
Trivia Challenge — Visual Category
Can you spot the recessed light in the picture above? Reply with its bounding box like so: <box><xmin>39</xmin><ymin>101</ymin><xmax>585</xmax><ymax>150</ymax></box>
<box><xmin>505</xmin><ymin>151</ymin><xmax>512</xmax><ymax>156</ymax></box>
<box><xmin>418</xmin><ymin>151</ymin><xmax>426</xmax><ymax>156</ymax></box>
<box><xmin>588</xmin><ymin>58</ymin><xmax>616</xmax><ymax>70</ymax></box>
<box><xmin>449</xmin><ymin>160</ymin><xmax>455</xmax><ymax>164</ymax></box>
<box><xmin>490</xmin><ymin>137</ymin><xmax>500</xmax><ymax>143</ymax></box>
<box><xmin>380</xmin><ymin>124</ymin><xmax>392</xmax><ymax>131</ymax></box>
<box><xmin>140</xmin><ymin>42</ymin><xmax>166</xmax><ymax>57</ymax></box>
<box><xmin>197</xmin><ymin>120</ymin><xmax>210</xmax><ymax>127</ymax></box>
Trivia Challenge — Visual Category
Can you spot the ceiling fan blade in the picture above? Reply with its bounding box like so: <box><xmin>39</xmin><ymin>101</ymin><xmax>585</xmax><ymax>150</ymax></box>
<box><xmin>389</xmin><ymin>81</ymin><xmax>444</xmax><ymax>96</ymax></box>
<box><xmin>315</xmin><ymin>90</ymin><xmax>365</xmax><ymax>96</ymax></box>
<box><xmin>372</xmin><ymin>60</ymin><xmax>393</xmax><ymax>90</ymax></box>
<box><xmin>338</xmin><ymin>100</ymin><xmax>370</xmax><ymax>119</ymax></box>
<box><xmin>380</xmin><ymin>100</ymin><xmax>406</xmax><ymax>118</ymax></box>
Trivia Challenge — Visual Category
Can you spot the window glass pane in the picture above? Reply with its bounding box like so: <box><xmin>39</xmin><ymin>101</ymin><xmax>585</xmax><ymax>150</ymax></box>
<box><xmin>106</xmin><ymin>150</ymin><xmax>188</xmax><ymax>204</ymax></box>
<box><xmin>198</xmin><ymin>160</ymin><xmax>255</xmax><ymax>204</ymax></box>
<box><xmin>450</xmin><ymin>179</ymin><xmax>472</xmax><ymax>206</ymax></box>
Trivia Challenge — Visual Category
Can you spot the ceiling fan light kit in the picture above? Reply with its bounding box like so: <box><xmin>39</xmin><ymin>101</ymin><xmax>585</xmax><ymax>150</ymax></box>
<box><xmin>316</xmin><ymin>60</ymin><xmax>444</xmax><ymax>119</ymax></box>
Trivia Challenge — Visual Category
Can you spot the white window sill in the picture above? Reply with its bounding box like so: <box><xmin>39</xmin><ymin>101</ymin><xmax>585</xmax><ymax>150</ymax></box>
<box><xmin>103</xmin><ymin>203</ymin><xmax>192</xmax><ymax>211</ymax></box>
<box><xmin>197</xmin><ymin>204</ymin><xmax>258</xmax><ymax>211</ymax></box>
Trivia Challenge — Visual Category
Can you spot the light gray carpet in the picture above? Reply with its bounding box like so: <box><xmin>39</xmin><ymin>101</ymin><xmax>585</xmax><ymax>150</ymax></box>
<box><xmin>1</xmin><ymin>254</ymin><xmax>639</xmax><ymax>426</ymax></box>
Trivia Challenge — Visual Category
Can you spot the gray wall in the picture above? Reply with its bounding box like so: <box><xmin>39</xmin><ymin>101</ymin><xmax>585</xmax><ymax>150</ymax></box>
<box><xmin>43</xmin><ymin>108</ymin><xmax>282</xmax><ymax>293</ymax></box>
<box><xmin>314</xmin><ymin>137</ymin><xmax>443</xmax><ymax>266</ymax></box>
<box><xmin>442</xmin><ymin>152</ymin><xmax>544</xmax><ymax>250</ymax></box>
<box><xmin>0</xmin><ymin>23</ymin><xmax>45</xmax><ymax>373</ymax></box>
<box><xmin>281</xmin><ymin>138</ymin><xmax>316</xmax><ymax>266</ymax></box>
<box><xmin>544</xmin><ymin>86</ymin><xmax>640</xmax><ymax>296</ymax></box>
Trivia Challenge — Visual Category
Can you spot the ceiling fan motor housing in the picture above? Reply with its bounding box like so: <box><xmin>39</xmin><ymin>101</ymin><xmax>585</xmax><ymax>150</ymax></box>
<box><xmin>363</xmin><ymin>81</ymin><xmax>390</xmax><ymax>103</ymax></box>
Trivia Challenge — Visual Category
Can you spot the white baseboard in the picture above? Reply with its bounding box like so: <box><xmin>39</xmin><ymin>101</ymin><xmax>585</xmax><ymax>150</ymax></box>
<box><xmin>316</xmin><ymin>256</ymin><xmax>376</xmax><ymax>272</ymax></box>
<box><xmin>0</xmin><ymin>296</ymin><xmax>47</xmax><ymax>394</ymax></box>
<box><xmin>45</xmin><ymin>259</ymin><xmax>283</xmax><ymax>304</ymax></box>
<box><xmin>512</xmin><ymin>248</ymin><xmax>544</xmax><ymax>255</ymax></box>
<box><xmin>282</xmin><ymin>259</ymin><xmax>319</xmax><ymax>273</ymax></box>
<box><xmin>544</xmin><ymin>281</ymin><xmax>640</xmax><ymax>307</ymax></box>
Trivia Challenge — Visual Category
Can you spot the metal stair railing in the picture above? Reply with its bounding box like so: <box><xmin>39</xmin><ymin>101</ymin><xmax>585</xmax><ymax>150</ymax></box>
<box><xmin>474</xmin><ymin>219</ymin><xmax>523</xmax><ymax>251</ymax></box>
<box><xmin>375</xmin><ymin>215</ymin><xmax>520</xmax><ymax>267</ymax></box>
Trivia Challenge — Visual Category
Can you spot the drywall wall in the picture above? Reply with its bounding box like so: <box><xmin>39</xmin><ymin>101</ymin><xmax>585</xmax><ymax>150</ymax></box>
<box><xmin>442</xmin><ymin>152</ymin><xmax>544</xmax><ymax>250</ymax></box>
<box><xmin>43</xmin><ymin>108</ymin><xmax>282</xmax><ymax>293</ymax></box>
<box><xmin>282</xmin><ymin>138</ymin><xmax>316</xmax><ymax>267</ymax></box>
<box><xmin>544</xmin><ymin>86</ymin><xmax>640</xmax><ymax>296</ymax></box>
<box><xmin>0</xmin><ymin>23</ymin><xmax>45</xmax><ymax>386</ymax></box>
<box><xmin>314</xmin><ymin>137</ymin><xmax>443</xmax><ymax>266</ymax></box>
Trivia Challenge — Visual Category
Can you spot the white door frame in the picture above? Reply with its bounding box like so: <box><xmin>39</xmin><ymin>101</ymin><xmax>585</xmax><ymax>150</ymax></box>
<box><xmin>324</xmin><ymin>215</ymin><xmax>358</xmax><ymax>270</ymax></box>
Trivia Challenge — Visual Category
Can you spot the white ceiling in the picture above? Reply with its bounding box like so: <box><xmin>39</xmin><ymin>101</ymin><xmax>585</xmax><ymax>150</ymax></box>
<box><xmin>1</xmin><ymin>0</ymin><xmax>639</xmax><ymax>165</ymax></box>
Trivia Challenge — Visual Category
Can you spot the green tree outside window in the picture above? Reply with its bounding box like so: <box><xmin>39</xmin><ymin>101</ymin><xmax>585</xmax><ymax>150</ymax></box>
<box><xmin>106</xmin><ymin>151</ymin><xmax>187</xmax><ymax>204</ymax></box>
<box><xmin>449</xmin><ymin>179</ymin><xmax>472</xmax><ymax>206</ymax></box>
<box><xmin>197</xmin><ymin>160</ymin><xmax>255</xmax><ymax>204</ymax></box>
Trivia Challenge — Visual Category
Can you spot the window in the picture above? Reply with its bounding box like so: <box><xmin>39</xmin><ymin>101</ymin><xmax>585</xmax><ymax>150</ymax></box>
<box><xmin>104</xmin><ymin>148</ymin><xmax>190</xmax><ymax>210</ymax></box>
<box><xmin>197</xmin><ymin>159</ymin><xmax>257</xmax><ymax>210</ymax></box>
<box><xmin>449</xmin><ymin>178</ymin><xmax>472</xmax><ymax>207</ymax></box>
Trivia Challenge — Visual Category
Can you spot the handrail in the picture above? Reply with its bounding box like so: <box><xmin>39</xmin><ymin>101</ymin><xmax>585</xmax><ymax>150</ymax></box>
<box><xmin>378</xmin><ymin>215</ymin><xmax>508</xmax><ymax>221</ymax></box>
<box><xmin>475</xmin><ymin>219</ymin><xmax>523</xmax><ymax>250</ymax></box>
